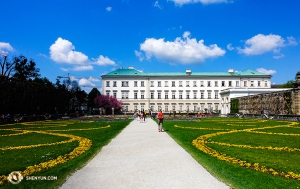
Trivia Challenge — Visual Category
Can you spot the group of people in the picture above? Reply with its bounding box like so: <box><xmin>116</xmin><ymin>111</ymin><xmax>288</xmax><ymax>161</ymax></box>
<box><xmin>134</xmin><ymin>110</ymin><xmax>147</xmax><ymax>123</ymax></box>
<box><xmin>133</xmin><ymin>110</ymin><xmax>164</xmax><ymax>132</ymax></box>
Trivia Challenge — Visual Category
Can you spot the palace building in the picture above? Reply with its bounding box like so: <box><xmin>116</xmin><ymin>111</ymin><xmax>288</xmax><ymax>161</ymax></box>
<box><xmin>101</xmin><ymin>67</ymin><xmax>272</xmax><ymax>114</ymax></box>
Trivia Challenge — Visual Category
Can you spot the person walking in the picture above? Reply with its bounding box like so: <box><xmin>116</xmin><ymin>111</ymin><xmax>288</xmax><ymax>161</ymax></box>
<box><xmin>143</xmin><ymin>110</ymin><xmax>146</xmax><ymax>122</ymax></box>
<box><xmin>157</xmin><ymin>110</ymin><xmax>164</xmax><ymax>132</ymax></box>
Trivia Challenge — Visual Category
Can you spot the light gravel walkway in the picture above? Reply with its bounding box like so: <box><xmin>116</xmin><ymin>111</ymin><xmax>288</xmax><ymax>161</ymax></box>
<box><xmin>60</xmin><ymin>118</ymin><xmax>230</xmax><ymax>189</ymax></box>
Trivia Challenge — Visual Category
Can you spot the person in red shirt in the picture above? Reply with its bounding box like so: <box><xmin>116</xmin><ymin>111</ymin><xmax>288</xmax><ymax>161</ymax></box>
<box><xmin>157</xmin><ymin>110</ymin><xmax>164</xmax><ymax>132</ymax></box>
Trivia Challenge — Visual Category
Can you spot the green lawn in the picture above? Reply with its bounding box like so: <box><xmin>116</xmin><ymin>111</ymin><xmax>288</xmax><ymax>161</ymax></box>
<box><xmin>162</xmin><ymin>118</ymin><xmax>300</xmax><ymax>189</ymax></box>
<box><xmin>0</xmin><ymin>119</ymin><xmax>131</xmax><ymax>189</ymax></box>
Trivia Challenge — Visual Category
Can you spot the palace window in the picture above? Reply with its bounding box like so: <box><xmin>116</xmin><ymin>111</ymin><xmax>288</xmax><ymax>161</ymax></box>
<box><xmin>151</xmin><ymin>92</ymin><xmax>154</xmax><ymax>99</ymax></box>
<box><xmin>122</xmin><ymin>81</ymin><xmax>129</xmax><ymax>87</ymax></box>
<box><xmin>200</xmin><ymin>81</ymin><xmax>204</xmax><ymax>87</ymax></box>
<box><xmin>179</xmin><ymin>81</ymin><xmax>183</xmax><ymax>87</ymax></box>
<box><xmin>193</xmin><ymin>81</ymin><xmax>197</xmax><ymax>87</ymax></box>
<box><xmin>106</xmin><ymin>81</ymin><xmax>110</xmax><ymax>87</ymax></box>
<box><xmin>172</xmin><ymin>81</ymin><xmax>176</xmax><ymax>87</ymax></box>
<box><xmin>141</xmin><ymin>92</ymin><xmax>144</xmax><ymax>99</ymax></box>
<box><xmin>172</xmin><ymin>92</ymin><xmax>176</xmax><ymax>99</ymax></box>
<box><xmin>186</xmin><ymin>81</ymin><xmax>190</xmax><ymax>87</ymax></box>
<box><xmin>207</xmin><ymin>81</ymin><xmax>211</xmax><ymax>87</ymax></box>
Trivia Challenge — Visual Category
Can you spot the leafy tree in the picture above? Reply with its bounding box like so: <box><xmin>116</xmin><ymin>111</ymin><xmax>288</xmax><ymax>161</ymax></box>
<box><xmin>94</xmin><ymin>95</ymin><xmax>122</xmax><ymax>112</ymax></box>
<box><xmin>12</xmin><ymin>55</ymin><xmax>40</xmax><ymax>81</ymax></box>
<box><xmin>87</xmin><ymin>88</ymin><xmax>101</xmax><ymax>110</ymax></box>
<box><xmin>277</xmin><ymin>80</ymin><xmax>295</xmax><ymax>88</ymax></box>
<box><xmin>33</xmin><ymin>77</ymin><xmax>55</xmax><ymax>88</ymax></box>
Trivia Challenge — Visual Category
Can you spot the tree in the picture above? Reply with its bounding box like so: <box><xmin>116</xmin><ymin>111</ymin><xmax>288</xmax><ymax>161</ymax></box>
<box><xmin>87</xmin><ymin>88</ymin><xmax>101</xmax><ymax>110</ymax></box>
<box><xmin>0</xmin><ymin>55</ymin><xmax>15</xmax><ymax>78</ymax></box>
<box><xmin>277</xmin><ymin>80</ymin><xmax>295</xmax><ymax>88</ymax></box>
<box><xmin>12</xmin><ymin>55</ymin><xmax>40</xmax><ymax>81</ymax></box>
<box><xmin>94</xmin><ymin>95</ymin><xmax>122</xmax><ymax>112</ymax></box>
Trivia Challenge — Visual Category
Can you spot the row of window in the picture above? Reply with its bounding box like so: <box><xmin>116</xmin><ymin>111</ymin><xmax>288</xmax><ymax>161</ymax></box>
<box><xmin>106</xmin><ymin>80</ymin><xmax>269</xmax><ymax>88</ymax></box>
<box><xmin>122</xmin><ymin>104</ymin><xmax>219</xmax><ymax>112</ymax></box>
<box><xmin>107</xmin><ymin>91</ymin><xmax>219</xmax><ymax>99</ymax></box>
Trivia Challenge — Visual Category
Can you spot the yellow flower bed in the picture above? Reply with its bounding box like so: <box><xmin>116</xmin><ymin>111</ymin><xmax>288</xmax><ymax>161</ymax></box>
<box><xmin>176</xmin><ymin>120</ymin><xmax>300</xmax><ymax>181</ymax></box>
<box><xmin>0</xmin><ymin>120</ymin><xmax>110</xmax><ymax>185</ymax></box>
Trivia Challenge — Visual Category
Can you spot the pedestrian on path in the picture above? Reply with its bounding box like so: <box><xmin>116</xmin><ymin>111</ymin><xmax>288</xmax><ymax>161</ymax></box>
<box><xmin>157</xmin><ymin>110</ymin><xmax>164</xmax><ymax>132</ymax></box>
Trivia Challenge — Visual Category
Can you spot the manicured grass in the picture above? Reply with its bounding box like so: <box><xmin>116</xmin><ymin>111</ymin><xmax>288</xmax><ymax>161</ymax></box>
<box><xmin>162</xmin><ymin>118</ymin><xmax>300</xmax><ymax>189</ymax></box>
<box><xmin>0</xmin><ymin>119</ymin><xmax>131</xmax><ymax>189</ymax></box>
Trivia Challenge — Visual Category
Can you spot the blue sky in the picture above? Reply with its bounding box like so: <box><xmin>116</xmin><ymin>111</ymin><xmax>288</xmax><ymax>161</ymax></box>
<box><xmin>1</xmin><ymin>0</ymin><xmax>299</xmax><ymax>92</ymax></box>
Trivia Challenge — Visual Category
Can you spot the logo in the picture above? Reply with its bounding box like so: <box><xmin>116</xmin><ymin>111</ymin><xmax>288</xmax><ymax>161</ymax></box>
<box><xmin>7</xmin><ymin>171</ymin><xmax>23</xmax><ymax>184</ymax></box>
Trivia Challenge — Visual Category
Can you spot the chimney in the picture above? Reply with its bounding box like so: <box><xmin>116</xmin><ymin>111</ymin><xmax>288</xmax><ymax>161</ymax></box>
<box><xmin>186</xmin><ymin>69</ymin><xmax>192</xmax><ymax>75</ymax></box>
<box><xmin>228</xmin><ymin>68</ymin><xmax>234</xmax><ymax>73</ymax></box>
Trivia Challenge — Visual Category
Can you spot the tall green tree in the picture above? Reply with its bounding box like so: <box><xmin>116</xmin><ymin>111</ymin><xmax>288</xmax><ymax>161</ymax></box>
<box><xmin>87</xmin><ymin>88</ymin><xmax>101</xmax><ymax>110</ymax></box>
<box><xmin>12</xmin><ymin>55</ymin><xmax>40</xmax><ymax>81</ymax></box>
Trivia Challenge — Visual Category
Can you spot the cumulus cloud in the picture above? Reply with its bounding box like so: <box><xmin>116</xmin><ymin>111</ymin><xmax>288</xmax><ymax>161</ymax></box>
<box><xmin>50</xmin><ymin>37</ymin><xmax>116</xmax><ymax>71</ymax></box>
<box><xmin>237</xmin><ymin>34</ymin><xmax>285</xmax><ymax>55</ymax></box>
<box><xmin>169</xmin><ymin>0</ymin><xmax>230</xmax><ymax>6</ymax></box>
<box><xmin>79</xmin><ymin>78</ymin><xmax>96</xmax><ymax>87</ymax></box>
<box><xmin>106</xmin><ymin>7</ymin><xmax>112</xmax><ymax>11</ymax></box>
<box><xmin>136</xmin><ymin>31</ymin><xmax>225</xmax><ymax>64</ymax></box>
<box><xmin>154</xmin><ymin>1</ymin><xmax>163</xmax><ymax>9</ymax></box>
<box><xmin>93</xmin><ymin>55</ymin><xmax>116</xmax><ymax>66</ymax></box>
<box><xmin>50</xmin><ymin>37</ymin><xmax>88</xmax><ymax>64</ymax></box>
<box><xmin>0</xmin><ymin>42</ymin><xmax>14</xmax><ymax>56</ymax></box>
<box><xmin>256</xmin><ymin>68</ymin><xmax>276</xmax><ymax>75</ymax></box>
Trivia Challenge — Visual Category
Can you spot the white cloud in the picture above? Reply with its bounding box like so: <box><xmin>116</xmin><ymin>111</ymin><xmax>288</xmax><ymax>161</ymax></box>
<box><xmin>87</xmin><ymin>76</ymin><xmax>100</xmax><ymax>82</ymax></box>
<box><xmin>93</xmin><ymin>55</ymin><xmax>116</xmax><ymax>66</ymax></box>
<box><xmin>50</xmin><ymin>37</ymin><xmax>115</xmax><ymax>71</ymax></box>
<box><xmin>60</xmin><ymin>67</ymin><xmax>69</xmax><ymax>72</ymax></box>
<box><xmin>50</xmin><ymin>37</ymin><xmax>88</xmax><ymax>64</ymax></box>
<box><xmin>169</xmin><ymin>0</ymin><xmax>230</xmax><ymax>6</ymax></box>
<box><xmin>72</xmin><ymin>65</ymin><xmax>94</xmax><ymax>71</ymax></box>
<box><xmin>256</xmin><ymin>68</ymin><xmax>276</xmax><ymax>75</ymax></box>
<box><xmin>227</xmin><ymin>43</ymin><xmax>234</xmax><ymax>51</ymax></box>
<box><xmin>106</xmin><ymin>7</ymin><xmax>112</xmax><ymax>11</ymax></box>
<box><xmin>237</xmin><ymin>34</ymin><xmax>285</xmax><ymax>55</ymax></box>
<box><xmin>0</xmin><ymin>42</ymin><xmax>14</xmax><ymax>56</ymax></box>
<box><xmin>78</xmin><ymin>78</ymin><xmax>96</xmax><ymax>87</ymax></box>
<box><xmin>287</xmin><ymin>36</ymin><xmax>298</xmax><ymax>46</ymax></box>
<box><xmin>154</xmin><ymin>1</ymin><xmax>163</xmax><ymax>9</ymax></box>
<box><xmin>273</xmin><ymin>54</ymin><xmax>284</xmax><ymax>59</ymax></box>
<box><xmin>136</xmin><ymin>31</ymin><xmax>225</xmax><ymax>64</ymax></box>
<box><xmin>134</xmin><ymin>50</ymin><xmax>144</xmax><ymax>61</ymax></box>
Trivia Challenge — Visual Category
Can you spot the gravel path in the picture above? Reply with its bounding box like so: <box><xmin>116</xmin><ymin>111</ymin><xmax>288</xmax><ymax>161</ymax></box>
<box><xmin>60</xmin><ymin>118</ymin><xmax>230</xmax><ymax>189</ymax></box>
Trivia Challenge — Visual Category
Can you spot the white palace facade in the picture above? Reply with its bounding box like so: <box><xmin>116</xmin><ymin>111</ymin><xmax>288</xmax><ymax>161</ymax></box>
<box><xmin>101</xmin><ymin>67</ymin><xmax>272</xmax><ymax>114</ymax></box>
